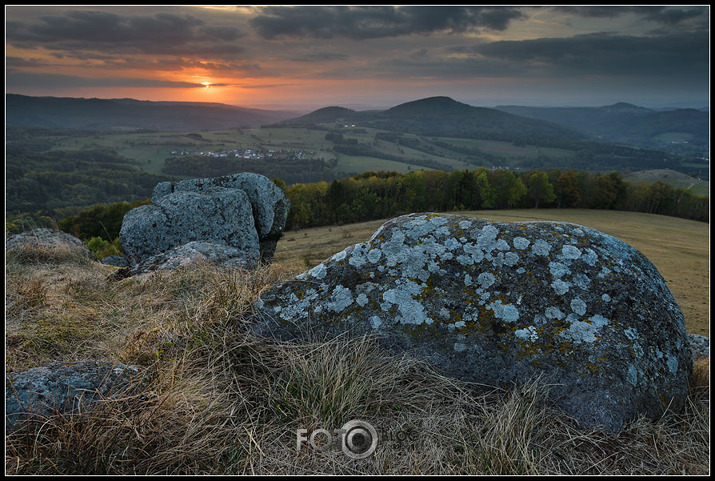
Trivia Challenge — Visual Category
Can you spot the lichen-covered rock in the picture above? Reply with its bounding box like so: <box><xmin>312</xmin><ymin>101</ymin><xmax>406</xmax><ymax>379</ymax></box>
<box><xmin>120</xmin><ymin>187</ymin><xmax>259</xmax><ymax>265</ymax></box>
<box><xmin>100</xmin><ymin>255</ymin><xmax>129</xmax><ymax>267</ymax></box>
<box><xmin>125</xmin><ymin>240</ymin><xmax>259</xmax><ymax>275</ymax></box>
<box><xmin>252</xmin><ymin>213</ymin><xmax>693</xmax><ymax>433</ymax></box>
<box><xmin>151</xmin><ymin>181</ymin><xmax>173</xmax><ymax>203</ymax></box>
<box><xmin>152</xmin><ymin>172</ymin><xmax>290</xmax><ymax>262</ymax></box>
<box><xmin>6</xmin><ymin>361</ymin><xmax>140</xmax><ymax>433</ymax></box>
<box><xmin>689</xmin><ymin>334</ymin><xmax>709</xmax><ymax>360</ymax></box>
<box><xmin>6</xmin><ymin>228</ymin><xmax>96</xmax><ymax>262</ymax></box>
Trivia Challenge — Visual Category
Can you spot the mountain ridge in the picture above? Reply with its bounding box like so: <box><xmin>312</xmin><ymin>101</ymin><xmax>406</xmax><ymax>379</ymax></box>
<box><xmin>276</xmin><ymin>95</ymin><xmax>587</xmax><ymax>141</ymax></box>
<box><xmin>6</xmin><ymin>94</ymin><xmax>708</xmax><ymax>155</ymax></box>
<box><xmin>5</xmin><ymin>93</ymin><xmax>300</xmax><ymax>131</ymax></box>
<box><xmin>495</xmin><ymin>103</ymin><xmax>709</xmax><ymax>154</ymax></box>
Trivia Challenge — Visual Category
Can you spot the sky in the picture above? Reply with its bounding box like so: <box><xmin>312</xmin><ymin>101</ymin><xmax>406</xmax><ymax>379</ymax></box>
<box><xmin>5</xmin><ymin>5</ymin><xmax>710</xmax><ymax>112</ymax></box>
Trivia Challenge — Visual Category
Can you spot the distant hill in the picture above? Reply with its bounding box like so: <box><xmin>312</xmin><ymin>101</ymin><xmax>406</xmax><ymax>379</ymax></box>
<box><xmin>495</xmin><ymin>103</ymin><xmax>709</xmax><ymax>154</ymax></box>
<box><xmin>5</xmin><ymin>94</ymin><xmax>300</xmax><ymax>132</ymax></box>
<box><xmin>292</xmin><ymin>106</ymin><xmax>358</xmax><ymax>125</ymax></box>
<box><xmin>277</xmin><ymin>96</ymin><xmax>586</xmax><ymax>141</ymax></box>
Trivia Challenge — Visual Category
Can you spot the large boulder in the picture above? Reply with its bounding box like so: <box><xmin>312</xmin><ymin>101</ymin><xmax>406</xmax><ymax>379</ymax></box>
<box><xmin>252</xmin><ymin>213</ymin><xmax>693</xmax><ymax>433</ymax></box>
<box><xmin>6</xmin><ymin>361</ymin><xmax>140</xmax><ymax>433</ymax></box>
<box><xmin>152</xmin><ymin>172</ymin><xmax>290</xmax><ymax>262</ymax></box>
<box><xmin>120</xmin><ymin>187</ymin><xmax>260</xmax><ymax>266</ymax></box>
<box><xmin>6</xmin><ymin>228</ymin><xmax>96</xmax><ymax>263</ymax></box>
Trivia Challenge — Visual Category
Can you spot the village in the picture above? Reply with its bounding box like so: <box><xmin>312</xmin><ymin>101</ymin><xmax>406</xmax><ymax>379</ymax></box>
<box><xmin>169</xmin><ymin>148</ymin><xmax>316</xmax><ymax>160</ymax></box>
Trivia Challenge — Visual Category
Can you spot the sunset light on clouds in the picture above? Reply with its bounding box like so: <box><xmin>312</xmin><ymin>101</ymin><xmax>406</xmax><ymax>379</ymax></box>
<box><xmin>5</xmin><ymin>5</ymin><xmax>710</xmax><ymax>111</ymax></box>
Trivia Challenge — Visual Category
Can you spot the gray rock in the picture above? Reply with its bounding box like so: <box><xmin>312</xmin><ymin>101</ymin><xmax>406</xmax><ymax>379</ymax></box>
<box><xmin>126</xmin><ymin>240</ymin><xmax>260</xmax><ymax>275</ymax></box>
<box><xmin>6</xmin><ymin>361</ymin><xmax>140</xmax><ymax>433</ymax></box>
<box><xmin>689</xmin><ymin>333</ymin><xmax>709</xmax><ymax>360</ymax></box>
<box><xmin>120</xmin><ymin>187</ymin><xmax>259</xmax><ymax>265</ymax></box>
<box><xmin>153</xmin><ymin>173</ymin><xmax>290</xmax><ymax>262</ymax></box>
<box><xmin>252</xmin><ymin>213</ymin><xmax>693</xmax><ymax>433</ymax></box>
<box><xmin>6</xmin><ymin>228</ymin><xmax>96</xmax><ymax>262</ymax></box>
<box><xmin>100</xmin><ymin>255</ymin><xmax>129</xmax><ymax>267</ymax></box>
<box><xmin>151</xmin><ymin>181</ymin><xmax>173</xmax><ymax>204</ymax></box>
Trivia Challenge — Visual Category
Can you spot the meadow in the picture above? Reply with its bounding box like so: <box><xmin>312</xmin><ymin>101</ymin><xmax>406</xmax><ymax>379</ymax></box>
<box><xmin>47</xmin><ymin>126</ymin><xmax>711</xmax><ymax>191</ymax></box>
<box><xmin>6</xmin><ymin>209</ymin><xmax>709</xmax><ymax>475</ymax></box>
<box><xmin>622</xmin><ymin>169</ymin><xmax>710</xmax><ymax>197</ymax></box>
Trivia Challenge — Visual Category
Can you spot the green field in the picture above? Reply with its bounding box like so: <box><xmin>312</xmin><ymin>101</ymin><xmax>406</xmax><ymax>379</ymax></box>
<box><xmin>36</xmin><ymin>126</ymin><xmax>708</xmax><ymax>187</ymax></box>
<box><xmin>42</xmin><ymin>127</ymin><xmax>586</xmax><ymax>178</ymax></box>
<box><xmin>623</xmin><ymin>169</ymin><xmax>709</xmax><ymax>196</ymax></box>
<box><xmin>437</xmin><ymin>137</ymin><xmax>575</xmax><ymax>160</ymax></box>
<box><xmin>334</xmin><ymin>155</ymin><xmax>427</xmax><ymax>174</ymax></box>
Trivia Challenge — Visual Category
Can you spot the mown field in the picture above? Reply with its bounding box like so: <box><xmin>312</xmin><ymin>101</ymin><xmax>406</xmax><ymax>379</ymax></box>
<box><xmin>623</xmin><ymin>169</ymin><xmax>710</xmax><ymax>196</ymax></box>
<box><xmin>275</xmin><ymin>209</ymin><xmax>710</xmax><ymax>336</ymax></box>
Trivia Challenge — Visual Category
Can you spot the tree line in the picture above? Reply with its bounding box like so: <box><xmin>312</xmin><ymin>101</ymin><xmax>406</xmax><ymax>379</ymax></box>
<box><xmin>12</xmin><ymin>168</ymin><xmax>706</xmax><ymax>248</ymax></box>
<box><xmin>283</xmin><ymin>168</ymin><xmax>708</xmax><ymax>230</ymax></box>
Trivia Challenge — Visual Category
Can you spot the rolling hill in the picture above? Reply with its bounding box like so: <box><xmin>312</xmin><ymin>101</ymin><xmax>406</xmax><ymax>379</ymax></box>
<box><xmin>495</xmin><ymin>103</ymin><xmax>709</xmax><ymax>155</ymax></box>
<box><xmin>5</xmin><ymin>94</ymin><xmax>300</xmax><ymax>132</ymax></box>
<box><xmin>277</xmin><ymin>96</ymin><xmax>587</xmax><ymax>141</ymax></box>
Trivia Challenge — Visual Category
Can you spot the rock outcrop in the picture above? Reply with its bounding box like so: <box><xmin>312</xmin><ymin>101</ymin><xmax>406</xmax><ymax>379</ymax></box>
<box><xmin>6</xmin><ymin>228</ymin><xmax>96</xmax><ymax>263</ymax></box>
<box><xmin>151</xmin><ymin>172</ymin><xmax>290</xmax><ymax>262</ymax></box>
<box><xmin>6</xmin><ymin>361</ymin><xmax>141</xmax><ymax>433</ymax></box>
<box><xmin>252</xmin><ymin>213</ymin><xmax>693</xmax><ymax>433</ymax></box>
<box><xmin>120</xmin><ymin>172</ymin><xmax>289</xmax><ymax>271</ymax></box>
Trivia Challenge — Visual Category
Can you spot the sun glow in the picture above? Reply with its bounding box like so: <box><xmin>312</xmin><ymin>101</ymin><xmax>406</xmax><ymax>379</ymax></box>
<box><xmin>201</xmin><ymin>82</ymin><xmax>212</xmax><ymax>89</ymax></box>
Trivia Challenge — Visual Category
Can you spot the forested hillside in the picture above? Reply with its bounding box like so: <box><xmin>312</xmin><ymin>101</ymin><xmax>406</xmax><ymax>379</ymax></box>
<box><xmin>496</xmin><ymin>103</ymin><xmax>709</xmax><ymax>155</ymax></box>
<box><xmin>277</xmin><ymin>96</ymin><xmax>585</xmax><ymax>141</ymax></box>
<box><xmin>6</xmin><ymin>128</ymin><xmax>173</xmax><ymax>216</ymax></box>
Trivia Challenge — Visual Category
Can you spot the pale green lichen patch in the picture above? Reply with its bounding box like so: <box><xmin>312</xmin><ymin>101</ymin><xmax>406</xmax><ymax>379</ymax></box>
<box><xmin>561</xmin><ymin>314</ymin><xmax>610</xmax><ymax>344</ymax></box>
<box><xmin>486</xmin><ymin>300</ymin><xmax>520</xmax><ymax>323</ymax></box>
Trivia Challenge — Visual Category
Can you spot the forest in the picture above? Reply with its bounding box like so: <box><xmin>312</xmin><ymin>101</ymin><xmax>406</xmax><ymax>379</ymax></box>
<box><xmin>281</xmin><ymin>168</ymin><xmax>708</xmax><ymax>230</ymax></box>
<box><xmin>6</xmin><ymin>128</ymin><xmax>170</xmax><ymax>216</ymax></box>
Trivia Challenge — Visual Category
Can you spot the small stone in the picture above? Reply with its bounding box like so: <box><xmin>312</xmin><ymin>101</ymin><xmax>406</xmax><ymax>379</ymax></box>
<box><xmin>6</xmin><ymin>228</ymin><xmax>96</xmax><ymax>263</ymax></box>
<box><xmin>6</xmin><ymin>361</ymin><xmax>141</xmax><ymax>433</ymax></box>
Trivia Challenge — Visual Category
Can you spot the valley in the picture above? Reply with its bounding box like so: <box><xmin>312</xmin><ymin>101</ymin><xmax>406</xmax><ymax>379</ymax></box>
<box><xmin>6</xmin><ymin>94</ymin><xmax>709</xmax><ymax>223</ymax></box>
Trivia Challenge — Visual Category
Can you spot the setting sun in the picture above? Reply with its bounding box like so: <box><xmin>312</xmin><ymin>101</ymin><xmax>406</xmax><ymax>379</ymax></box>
<box><xmin>201</xmin><ymin>82</ymin><xmax>212</xmax><ymax>89</ymax></box>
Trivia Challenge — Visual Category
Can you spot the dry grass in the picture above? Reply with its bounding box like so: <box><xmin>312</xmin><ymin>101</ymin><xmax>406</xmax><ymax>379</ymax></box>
<box><xmin>5</xmin><ymin>214</ymin><xmax>710</xmax><ymax>475</ymax></box>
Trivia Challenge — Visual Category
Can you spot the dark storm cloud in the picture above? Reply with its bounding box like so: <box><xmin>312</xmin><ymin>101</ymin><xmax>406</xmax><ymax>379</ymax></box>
<box><xmin>290</xmin><ymin>52</ymin><xmax>350</xmax><ymax>63</ymax></box>
<box><xmin>6</xmin><ymin>9</ymin><xmax>245</xmax><ymax>57</ymax></box>
<box><xmin>249</xmin><ymin>6</ymin><xmax>524</xmax><ymax>40</ymax></box>
<box><xmin>473</xmin><ymin>31</ymin><xmax>709</xmax><ymax>78</ymax></box>
<box><xmin>555</xmin><ymin>6</ymin><xmax>708</xmax><ymax>26</ymax></box>
<box><xmin>639</xmin><ymin>6</ymin><xmax>708</xmax><ymax>26</ymax></box>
